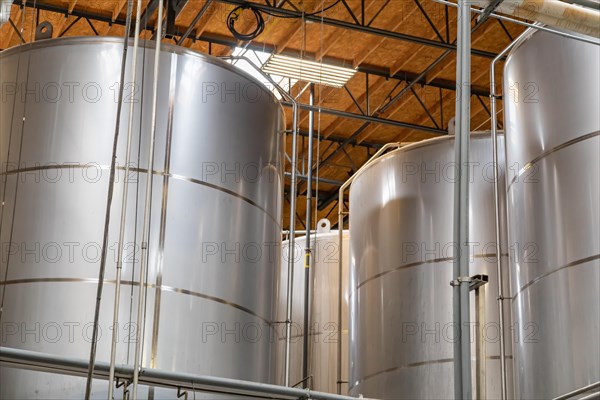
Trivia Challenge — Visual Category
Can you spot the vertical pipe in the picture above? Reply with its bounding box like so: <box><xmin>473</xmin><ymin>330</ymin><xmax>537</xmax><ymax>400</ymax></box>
<box><xmin>475</xmin><ymin>286</ymin><xmax>487</xmax><ymax>399</ymax></box>
<box><xmin>107</xmin><ymin>1</ymin><xmax>142</xmax><ymax>398</ymax></box>
<box><xmin>490</xmin><ymin>26</ymin><xmax>537</xmax><ymax>400</ymax></box>
<box><xmin>452</xmin><ymin>4</ymin><xmax>464</xmax><ymax>399</ymax></box>
<box><xmin>132</xmin><ymin>2</ymin><xmax>163</xmax><ymax>398</ymax></box>
<box><xmin>365</xmin><ymin>73</ymin><xmax>369</xmax><ymax>116</ymax></box>
<box><xmin>337</xmin><ymin>200</ymin><xmax>344</xmax><ymax>395</ymax></box>
<box><xmin>490</xmin><ymin>54</ymin><xmax>507</xmax><ymax>400</ymax></box>
<box><xmin>302</xmin><ymin>84</ymin><xmax>315</xmax><ymax>388</ymax></box>
<box><xmin>84</xmin><ymin>1</ymin><xmax>134</xmax><ymax>398</ymax></box>
<box><xmin>335</xmin><ymin>142</ymin><xmax>401</xmax><ymax>395</ymax></box>
<box><xmin>454</xmin><ymin>0</ymin><xmax>472</xmax><ymax>398</ymax></box>
<box><xmin>284</xmin><ymin>102</ymin><xmax>299</xmax><ymax>387</ymax></box>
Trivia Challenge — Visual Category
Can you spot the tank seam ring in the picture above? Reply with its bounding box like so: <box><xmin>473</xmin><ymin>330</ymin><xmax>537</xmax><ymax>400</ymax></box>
<box><xmin>0</xmin><ymin>164</ymin><xmax>282</xmax><ymax>229</ymax></box>
<box><xmin>512</xmin><ymin>253</ymin><xmax>600</xmax><ymax>300</ymax></box>
<box><xmin>506</xmin><ymin>130</ymin><xmax>600</xmax><ymax>193</ymax></box>
<box><xmin>0</xmin><ymin>277</ymin><xmax>272</xmax><ymax>324</ymax></box>
<box><xmin>352</xmin><ymin>252</ymin><xmax>509</xmax><ymax>295</ymax></box>
<box><xmin>348</xmin><ymin>355</ymin><xmax>513</xmax><ymax>390</ymax></box>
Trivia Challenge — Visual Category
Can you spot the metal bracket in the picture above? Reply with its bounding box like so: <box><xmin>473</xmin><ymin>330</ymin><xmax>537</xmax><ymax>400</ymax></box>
<box><xmin>115</xmin><ymin>377</ymin><xmax>130</xmax><ymax>400</ymax></box>
<box><xmin>450</xmin><ymin>274</ymin><xmax>489</xmax><ymax>291</ymax></box>
<box><xmin>477</xmin><ymin>0</ymin><xmax>505</xmax><ymax>23</ymax></box>
<box><xmin>177</xmin><ymin>387</ymin><xmax>189</xmax><ymax>399</ymax></box>
<box><xmin>35</xmin><ymin>21</ymin><xmax>53</xmax><ymax>40</ymax></box>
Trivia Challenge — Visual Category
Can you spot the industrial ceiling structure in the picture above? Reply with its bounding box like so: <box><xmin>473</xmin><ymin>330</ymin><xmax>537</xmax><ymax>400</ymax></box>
<box><xmin>0</xmin><ymin>0</ymin><xmax>527</xmax><ymax>228</ymax></box>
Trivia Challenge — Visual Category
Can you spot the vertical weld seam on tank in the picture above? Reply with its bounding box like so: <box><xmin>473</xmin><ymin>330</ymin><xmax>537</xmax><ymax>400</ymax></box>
<box><xmin>150</xmin><ymin>53</ymin><xmax>178</xmax><ymax>371</ymax></box>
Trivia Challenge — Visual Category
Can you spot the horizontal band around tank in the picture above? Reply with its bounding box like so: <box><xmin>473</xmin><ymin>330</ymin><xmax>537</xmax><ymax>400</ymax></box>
<box><xmin>0</xmin><ymin>164</ymin><xmax>281</xmax><ymax>229</ymax></box>
<box><xmin>353</xmin><ymin>253</ymin><xmax>509</xmax><ymax>293</ymax></box>
<box><xmin>349</xmin><ymin>358</ymin><xmax>454</xmax><ymax>390</ymax></box>
<box><xmin>276</xmin><ymin>329</ymin><xmax>349</xmax><ymax>341</ymax></box>
<box><xmin>0</xmin><ymin>277</ymin><xmax>271</xmax><ymax>323</ymax></box>
<box><xmin>349</xmin><ymin>354</ymin><xmax>513</xmax><ymax>390</ymax></box>
<box><xmin>507</xmin><ymin>131</ymin><xmax>600</xmax><ymax>193</ymax></box>
<box><xmin>512</xmin><ymin>254</ymin><xmax>600</xmax><ymax>301</ymax></box>
<box><xmin>487</xmin><ymin>355</ymin><xmax>514</xmax><ymax>360</ymax></box>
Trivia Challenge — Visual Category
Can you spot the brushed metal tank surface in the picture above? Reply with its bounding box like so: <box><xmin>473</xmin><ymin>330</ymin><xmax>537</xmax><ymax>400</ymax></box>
<box><xmin>0</xmin><ymin>37</ymin><xmax>284</xmax><ymax>399</ymax></box>
<box><xmin>348</xmin><ymin>134</ymin><xmax>512</xmax><ymax>399</ymax></box>
<box><xmin>503</xmin><ymin>30</ymin><xmax>600</xmax><ymax>399</ymax></box>
<box><xmin>274</xmin><ymin>222</ymin><xmax>350</xmax><ymax>394</ymax></box>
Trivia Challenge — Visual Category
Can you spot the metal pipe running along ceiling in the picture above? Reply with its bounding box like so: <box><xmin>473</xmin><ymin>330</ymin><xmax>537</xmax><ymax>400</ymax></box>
<box><xmin>215</xmin><ymin>0</ymin><xmax>500</xmax><ymax>59</ymax></box>
<box><xmin>280</xmin><ymin>101</ymin><xmax>447</xmax><ymax>135</ymax></box>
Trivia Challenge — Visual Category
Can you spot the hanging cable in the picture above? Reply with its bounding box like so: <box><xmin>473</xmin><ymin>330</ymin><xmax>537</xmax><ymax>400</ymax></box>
<box><xmin>226</xmin><ymin>1</ymin><xmax>342</xmax><ymax>40</ymax></box>
<box><xmin>227</xmin><ymin>5</ymin><xmax>264</xmax><ymax>41</ymax></box>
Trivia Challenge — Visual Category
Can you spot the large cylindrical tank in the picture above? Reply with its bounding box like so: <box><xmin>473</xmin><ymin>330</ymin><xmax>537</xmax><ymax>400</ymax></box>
<box><xmin>503</xmin><ymin>30</ymin><xmax>600</xmax><ymax>399</ymax></box>
<box><xmin>348</xmin><ymin>134</ymin><xmax>511</xmax><ymax>399</ymax></box>
<box><xmin>0</xmin><ymin>38</ymin><xmax>284</xmax><ymax>398</ymax></box>
<box><xmin>274</xmin><ymin>220</ymin><xmax>350</xmax><ymax>394</ymax></box>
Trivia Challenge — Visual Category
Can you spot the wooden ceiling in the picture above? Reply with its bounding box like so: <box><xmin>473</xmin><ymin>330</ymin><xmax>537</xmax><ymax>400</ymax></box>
<box><xmin>0</xmin><ymin>0</ymin><xmax>525</xmax><ymax>229</ymax></box>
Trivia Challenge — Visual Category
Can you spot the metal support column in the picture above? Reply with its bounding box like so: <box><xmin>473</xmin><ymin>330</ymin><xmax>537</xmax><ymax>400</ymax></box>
<box><xmin>453</xmin><ymin>0</ymin><xmax>472</xmax><ymax>398</ymax></box>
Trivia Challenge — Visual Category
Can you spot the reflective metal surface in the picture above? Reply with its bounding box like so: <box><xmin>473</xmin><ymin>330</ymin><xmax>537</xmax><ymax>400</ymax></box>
<box><xmin>274</xmin><ymin>221</ymin><xmax>350</xmax><ymax>394</ymax></box>
<box><xmin>348</xmin><ymin>134</ymin><xmax>512</xmax><ymax>399</ymax></box>
<box><xmin>503</xmin><ymin>30</ymin><xmax>600</xmax><ymax>399</ymax></box>
<box><xmin>0</xmin><ymin>37</ymin><xmax>284</xmax><ymax>398</ymax></box>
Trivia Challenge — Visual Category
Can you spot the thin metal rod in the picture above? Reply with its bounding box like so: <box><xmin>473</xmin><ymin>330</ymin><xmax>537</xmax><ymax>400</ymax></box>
<box><xmin>301</xmin><ymin>84</ymin><xmax>315</xmax><ymax>389</ymax></box>
<box><xmin>336</xmin><ymin>142</ymin><xmax>402</xmax><ymax>394</ymax></box>
<box><xmin>553</xmin><ymin>382</ymin><xmax>600</xmax><ymax>400</ymax></box>
<box><xmin>490</xmin><ymin>25</ymin><xmax>538</xmax><ymax>400</ymax></box>
<box><xmin>0</xmin><ymin>347</ymin><xmax>360</xmax><ymax>400</ymax></box>
<box><xmin>284</xmin><ymin>172</ymin><xmax>344</xmax><ymax>187</ymax></box>
<box><xmin>132</xmin><ymin>2</ymin><xmax>163</xmax><ymax>398</ymax></box>
<box><xmin>432</xmin><ymin>0</ymin><xmax>600</xmax><ymax>46</ymax></box>
<box><xmin>578</xmin><ymin>392</ymin><xmax>600</xmax><ymax>400</ymax></box>
<box><xmin>83</xmin><ymin>2</ymin><xmax>134</xmax><ymax>398</ymax></box>
<box><xmin>107</xmin><ymin>1</ymin><xmax>142</xmax><ymax>399</ymax></box>
<box><xmin>453</xmin><ymin>0</ymin><xmax>472</xmax><ymax>398</ymax></box>
<box><xmin>284</xmin><ymin>102</ymin><xmax>299</xmax><ymax>387</ymax></box>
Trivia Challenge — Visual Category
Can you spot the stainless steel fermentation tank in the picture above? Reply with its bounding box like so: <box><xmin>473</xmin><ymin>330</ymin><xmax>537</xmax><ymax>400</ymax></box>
<box><xmin>348</xmin><ymin>134</ymin><xmax>512</xmax><ymax>399</ymax></box>
<box><xmin>503</xmin><ymin>30</ymin><xmax>600</xmax><ymax>399</ymax></box>
<box><xmin>0</xmin><ymin>38</ymin><xmax>284</xmax><ymax>398</ymax></box>
<box><xmin>274</xmin><ymin>220</ymin><xmax>350</xmax><ymax>394</ymax></box>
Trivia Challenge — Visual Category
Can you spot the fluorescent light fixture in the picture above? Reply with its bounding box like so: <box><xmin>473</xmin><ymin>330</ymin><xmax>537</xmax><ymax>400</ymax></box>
<box><xmin>227</xmin><ymin>47</ymin><xmax>298</xmax><ymax>100</ymax></box>
<box><xmin>0</xmin><ymin>0</ymin><xmax>13</xmax><ymax>27</ymax></box>
<box><xmin>262</xmin><ymin>54</ymin><xmax>356</xmax><ymax>88</ymax></box>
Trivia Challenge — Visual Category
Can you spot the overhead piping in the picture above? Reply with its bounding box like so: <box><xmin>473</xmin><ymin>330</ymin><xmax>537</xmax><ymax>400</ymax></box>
<box><xmin>432</xmin><ymin>0</ymin><xmax>600</xmax><ymax>44</ymax></box>
<box><xmin>471</xmin><ymin>0</ymin><xmax>600</xmax><ymax>37</ymax></box>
